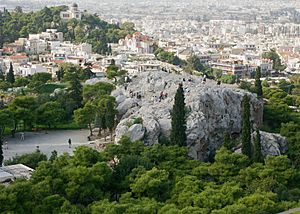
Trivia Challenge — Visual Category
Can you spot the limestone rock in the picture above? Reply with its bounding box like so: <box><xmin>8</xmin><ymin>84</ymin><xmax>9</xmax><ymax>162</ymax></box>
<box><xmin>254</xmin><ymin>131</ymin><xmax>288</xmax><ymax>156</ymax></box>
<box><xmin>117</xmin><ymin>98</ymin><xmax>137</xmax><ymax>116</ymax></box>
<box><xmin>114</xmin><ymin>71</ymin><xmax>265</xmax><ymax>161</ymax></box>
<box><xmin>128</xmin><ymin>124</ymin><xmax>145</xmax><ymax>142</ymax></box>
<box><xmin>115</xmin><ymin>121</ymin><xmax>145</xmax><ymax>143</ymax></box>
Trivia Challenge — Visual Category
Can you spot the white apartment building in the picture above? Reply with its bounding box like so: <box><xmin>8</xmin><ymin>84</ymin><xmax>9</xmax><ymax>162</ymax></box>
<box><xmin>25</xmin><ymin>39</ymin><xmax>48</xmax><ymax>55</ymax></box>
<box><xmin>51</xmin><ymin>42</ymin><xmax>92</xmax><ymax>61</ymax></box>
<box><xmin>17</xmin><ymin>63</ymin><xmax>48</xmax><ymax>76</ymax></box>
<box><xmin>29</xmin><ymin>29</ymin><xmax>63</xmax><ymax>42</ymax></box>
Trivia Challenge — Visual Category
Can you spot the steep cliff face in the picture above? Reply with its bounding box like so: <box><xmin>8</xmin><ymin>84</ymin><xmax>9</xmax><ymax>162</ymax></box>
<box><xmin>113</xmin><ymin>71</ymin><xmax>268</xmax><ymax>160</ymax></box>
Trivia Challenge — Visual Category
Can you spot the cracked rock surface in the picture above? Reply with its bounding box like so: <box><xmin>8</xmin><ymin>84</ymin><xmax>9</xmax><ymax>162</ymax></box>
<box><xmin>113</xmin><ymin>71</ymin><xmax>285</xmax><ymax>160</ymax></box>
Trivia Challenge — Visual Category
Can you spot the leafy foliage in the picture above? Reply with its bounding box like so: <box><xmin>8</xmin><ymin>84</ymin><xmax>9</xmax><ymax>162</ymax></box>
<box><xmin>4</xmin><ymin>151</ymin><xmax>47</xmax><ymax>169</ymax></box>
<box><xmin>154</xmin><ymin>48</ymin><xmax>185</xmax><ymax>66</ymax></box>
<box><xmin>220</xmin><ymin>74</ymin><xmax>237</xmax><ymax>84</ymax></box>
<box><xmin>262</xmin><ymin>49</ymin><xmax>286</xmax><ymax>71</ymax></box>
<box><xmin>1</xmin><ymin>142</ymin><xmax>300</xmax><ymax>213</ymax></box>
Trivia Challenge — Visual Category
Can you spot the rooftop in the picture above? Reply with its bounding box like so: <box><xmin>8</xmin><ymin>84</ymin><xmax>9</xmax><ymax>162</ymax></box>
<box><xmin>0</xmin><ymin>164</ymin><xmax>34</xmax><ymax>184</ymax></box>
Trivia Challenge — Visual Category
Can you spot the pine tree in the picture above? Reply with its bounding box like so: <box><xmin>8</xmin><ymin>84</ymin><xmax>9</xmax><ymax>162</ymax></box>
<box><xmin>6</xmin><ymin>62</ymin><xmax>15</xmax><ymax>84</ymax></box>
<box><xmin>253</xmin><ymin>129</ymin><xmax>263</xmax><ymax>162</ymax></box>
<box><xmin>255</xmin><ymin>66</ymin><xmax>263</xmax><ymax>98</ymax></box>
<box><xmin>68</xmin><ymin>72</ymin><xmax>83</xmax><ymax>109</ymax></box>
<box><xmin>241</xmin><ymin>95</ymin><xmax>252</xmax><ymax>158</ymax></box>
<box><xmin>170</xmin><ymin>83</ymin><xmax>187</xmax><ymax>146</ymax></box>
<box><xmin>105</xmin><ymin>98</ymin><xmax>117</xmax><ymax>141</ymax></box>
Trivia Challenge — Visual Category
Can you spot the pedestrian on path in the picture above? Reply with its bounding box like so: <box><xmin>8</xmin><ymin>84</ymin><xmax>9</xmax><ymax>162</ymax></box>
<box><xmin>5</xmin><ymin>141</ymin><xmax>8</xmax><ymax>150</ymax></box>
<box><xmin>68</xmin><ymin>138</ymin><xmax>72</xmax><ymax>148</ymax></box>
<box><xmin>20</xmin><ymin>132</ymin><xmax>25</xmax><ymax>141</ymax></box>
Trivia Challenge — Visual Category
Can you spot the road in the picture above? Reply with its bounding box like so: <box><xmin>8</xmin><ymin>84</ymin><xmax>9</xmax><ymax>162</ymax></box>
<box><xmin>3</xmin><ymin>130</ymin><xmax>90</xmax><ymax>160</ymax></box>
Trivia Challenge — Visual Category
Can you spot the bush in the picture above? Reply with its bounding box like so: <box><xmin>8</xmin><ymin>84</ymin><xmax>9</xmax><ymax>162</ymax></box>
<box><xmin>220</xmin><ymin>74</ymin><xmax>236</xmax><ymax>84</ymax></box>
<box><xmin>36</xmin><ymin>84</ymin><xmax>65</xmax><ymax>94</ymax></box>
<box><xmin>133</xmin><ymin>117</ymin><xmax>143</xmax><ymax>125</ymax></box>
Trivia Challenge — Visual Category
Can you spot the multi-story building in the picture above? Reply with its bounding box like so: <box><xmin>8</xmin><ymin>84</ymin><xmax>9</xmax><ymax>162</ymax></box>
<box><xmin>60</xmin><ymin>3</ymin><xmax>82</xmax><ymax>21</ymax></box>
<box><xmin>119</xmin><ymin>32</ymin><xmax>155</xmax><ymax>54</ymax></box>
<box><xmin>210</xmin><ymin>59</ymin><xmax>248</xmax><ymax>77</ymax></box>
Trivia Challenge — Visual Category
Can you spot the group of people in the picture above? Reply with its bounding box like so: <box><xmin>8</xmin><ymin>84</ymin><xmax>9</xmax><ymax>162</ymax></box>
<box><xmin>129</xmin><ymin>90</ymin><xmax>142</xmax><ymax>99</ymax></box>
<box><xmin>160</xmin><ymin>91</ymin><xmax>168</xmax><ymax>101</ymax></box>
<box><xmin>153</xmin><ymin>91</ymin><xmax>168</xmax><ymax>102</ymax></box>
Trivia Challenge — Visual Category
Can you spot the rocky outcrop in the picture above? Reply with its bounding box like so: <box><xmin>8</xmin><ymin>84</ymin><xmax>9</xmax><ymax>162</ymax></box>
<box><xmin>114</xmin><ymin>71</ymin><xmax>267</xmax><ymax>160</ymax></box>
<box><xmin>255</xmin><ymin>131</ymin><xmax>288</xmax><ymax>156</ymax></box>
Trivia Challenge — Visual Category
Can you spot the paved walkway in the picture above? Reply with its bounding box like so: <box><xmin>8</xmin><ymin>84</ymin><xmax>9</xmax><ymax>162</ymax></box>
<box><xmin>3</xmin><ymin>130</ymin><xmax>90</xmax><ymax>160</ymax></box>
<box><xmin>278</xmin><ymin>208</ymin><xmax>300</xmax><ymax>214</ymax></box>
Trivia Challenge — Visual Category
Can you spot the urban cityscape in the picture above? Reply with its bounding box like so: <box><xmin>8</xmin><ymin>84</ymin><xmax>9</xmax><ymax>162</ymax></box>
<box><xmin>0</xmin><ymin>1</ymin><xmax>299</xmax><ymax>213</ymax></box>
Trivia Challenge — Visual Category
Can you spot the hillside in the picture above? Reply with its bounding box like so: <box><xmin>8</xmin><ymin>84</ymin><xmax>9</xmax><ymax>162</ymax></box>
<box><xmin>0</xmin><ymin>6</ymin><xmax>135</xmax><ymax>54</ymax></box>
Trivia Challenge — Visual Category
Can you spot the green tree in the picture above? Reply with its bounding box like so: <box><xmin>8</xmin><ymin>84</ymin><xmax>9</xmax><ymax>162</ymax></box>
<box><xmin>31</xmin><ymin>73</ymin><xmax>52</xmax><ymax>83</ymax></box>
<box><xmin>241</xmin><ymin>95</ymin><xmax>252</xmax><ymax>158</ymax></box>
<box><xmin>254</xmin><ymin>67</ymin><xmax>263</xmax><ymax>98</ymax></box>
<box><xmin>14</xmin><ymin>77</ymin><xmax>30</xmax><ymax>87</ymax></box>
<box><xmin>97</xmin><ymin>95</ymin><xmax>116</xmax><ymax>137</ymax></box>
<box><xmin>130</xmin><ymin>167</ymin><xmax>170</xmax><ymax>201</ymax></box>
<box><xmin>83</xmin><ymin>82</ymin><xmax>115</xmax><ymax>103</ymax></box>
<box><xmin>66</xmin><ymin>71</ymin><xmax>83</xmax><ymax>109</ymax></box>
<box><xmin>262</xmin><ymin>49</ymin><xmax>286</xmax><ymax>71</ymax></box>
<box><xmin>220</xmin><ymin>74</ymin><xmax>236</xmax><ymax>84</ymax></box>
<box><xmin>104</xmin><ymin>97</ymin><xmax>117</xmax><ymax>140</ymax></box>
<box><xmin>185</xmin><ymin>55</ymin><xmax>205</xmax><ymax>73</ymax></box>
<box><xmin>6</xmin><ymin>62</ymin><xmax>15</xmax><ymax>84</ymax></box>
<box><xmin>170</xmin><ymin>83</ymin><xmax>187</xmax><ymax>147</ymax></box>
<box><xmin>36</xmin><ymin>101</ymin><xmax>65</xmax><ymax>128</ymax></box>
<box><xmin>56</xmin><ymin>67</ymin><xmax>64</xmax><ymax>81</ymax></box>
<box><xmin>4</xmin><ymin>151</ymin><xmax>47</xmax><ymax>169</ymax></box>
<box><xmin>9</xmin><ymin>96</ymin><xmax>37</xmax><ymax>130</ymax></box>
<box><xmin>0</xmin><ymin>109</ymin><xmax>13</xmax><ymax>165</ymax></box>
<box><xmin>280</xmin><ymin>122</ymin><xmax>300</xmax><ymax>167</ymax></box>
<box><xmin>253</xmin><ymin>130</ymin><xmax>263</xmax><ymax>163</ymax></box>
<box><xmin>74</xmin><ymin>103</ymin><xmax>97</xmax><ymax>136</ymax></box>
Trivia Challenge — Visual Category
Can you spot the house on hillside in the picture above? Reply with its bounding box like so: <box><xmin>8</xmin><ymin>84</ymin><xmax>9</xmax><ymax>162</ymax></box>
<box><xmin>60</xmin><ymin>3</ymin><xmax>82</xmax><ymax>21</ymax></box>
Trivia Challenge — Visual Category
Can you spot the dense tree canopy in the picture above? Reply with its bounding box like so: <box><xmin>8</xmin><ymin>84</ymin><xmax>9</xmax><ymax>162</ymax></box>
<box><xmin>1</xmin><ymin>140</ymin><xmax>300</xmax><ymax>213</ymax></box>
<box><xmin>154</xmin><ymin>48</ymin><xmax>185</xmax><ymax>66</ymax></box>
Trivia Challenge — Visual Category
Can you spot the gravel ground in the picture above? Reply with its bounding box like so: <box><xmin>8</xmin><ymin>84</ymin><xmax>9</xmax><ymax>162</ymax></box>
<box><xmin>3</xmin><ymin>129</ymin><xmax>90</xmax><ymax>160</ymax></box>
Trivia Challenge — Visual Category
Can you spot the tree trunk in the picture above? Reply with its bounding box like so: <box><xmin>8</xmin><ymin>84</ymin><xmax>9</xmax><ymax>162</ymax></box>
<box><xmin>88</xmin><ymin>123</ymin><xmax>93</xmax><ymax>136</ymax></box>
